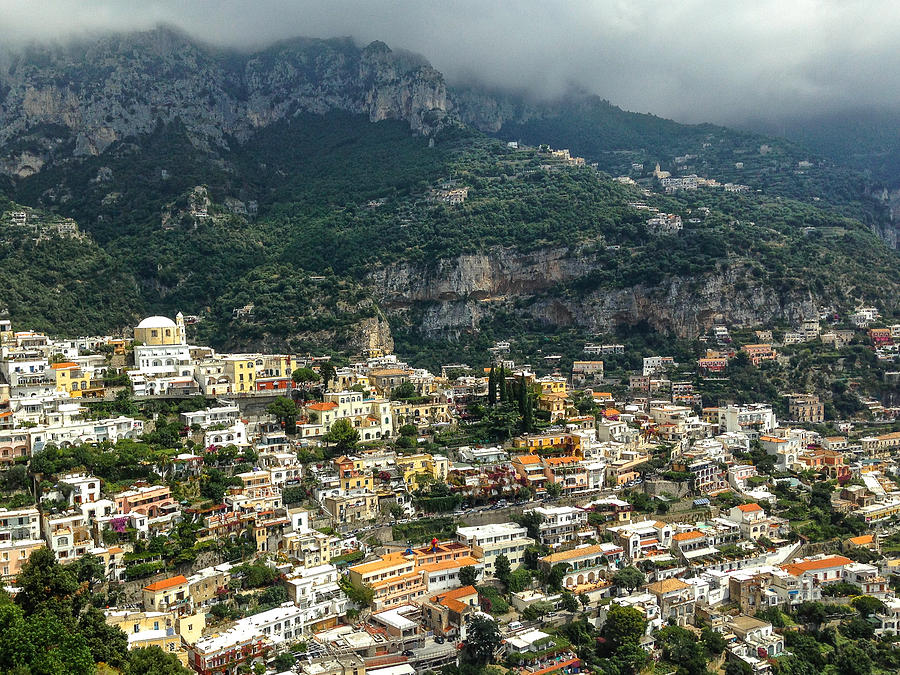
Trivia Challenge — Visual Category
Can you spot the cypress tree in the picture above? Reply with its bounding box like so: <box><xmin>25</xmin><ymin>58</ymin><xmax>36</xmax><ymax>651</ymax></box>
<box><xmin>498</xmin><ymin>367</ymin><xmax>506</xmax><ymax>402</ymax></box>
<box><xmin>488</xmin><ymin>366</ymin><xmax>497</xmax><ymax>406</ymax></box>
<box><xmin>517</xmin><ymin>375</ymin><xmax>527</xmax><ymax>417</ymax></box>
<box><xmin>523</xmin><ymin>391</ymin><xmax>534</xmax><ymax>432</ymax></box>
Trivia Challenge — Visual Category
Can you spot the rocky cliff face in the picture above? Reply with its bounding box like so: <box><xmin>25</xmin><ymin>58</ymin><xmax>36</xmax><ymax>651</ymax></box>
<box><xmin>0</xmin><ymin>29</ymin><xmax>450</xmax><ymax>176</ymax></box>
<box><xmin>370</xmin><ymin>247</ymin><xmax>818</xmax><ymax>339</ymax></box>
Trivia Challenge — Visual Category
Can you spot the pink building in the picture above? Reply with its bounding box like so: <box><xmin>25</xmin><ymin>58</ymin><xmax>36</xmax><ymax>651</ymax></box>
<box><xmin>114</xmin><ymin>484</ymin><xmax>176</xmax><ymax>518</ymax></box>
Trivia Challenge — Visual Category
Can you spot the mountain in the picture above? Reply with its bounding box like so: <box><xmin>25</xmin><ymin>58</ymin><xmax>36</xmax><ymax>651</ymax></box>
<box><xmin>0</xmin><ymin>27</ymin><xmax>897</xmax><ymax>366</ymax></box>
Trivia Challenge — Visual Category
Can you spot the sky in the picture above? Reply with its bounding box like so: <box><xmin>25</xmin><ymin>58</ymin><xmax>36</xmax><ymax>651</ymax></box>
<box><xmin>1</xmin><ymin>0</ymin><xmax>899</xmax><ymax>125</ymax></box>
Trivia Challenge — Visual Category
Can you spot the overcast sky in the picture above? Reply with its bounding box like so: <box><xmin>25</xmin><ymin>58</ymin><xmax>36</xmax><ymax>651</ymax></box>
<box><xmin>1</xmin><ymin>0</ymin><xmax>898</xmax><ymax>124</ymax></box>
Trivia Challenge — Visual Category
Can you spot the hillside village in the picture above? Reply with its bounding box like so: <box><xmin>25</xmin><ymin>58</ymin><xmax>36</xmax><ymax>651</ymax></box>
<box><xmin>0</xmin><ymin>304</ymin><xmax>899</xmax><ymax>675</ymax></box>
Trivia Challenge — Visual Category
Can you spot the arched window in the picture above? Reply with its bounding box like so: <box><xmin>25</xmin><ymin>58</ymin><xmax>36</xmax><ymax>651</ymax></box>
<box><xmin>71</xmin><ymin>382</ymin><xmax>79</xmax><ymax>391</ymax></box>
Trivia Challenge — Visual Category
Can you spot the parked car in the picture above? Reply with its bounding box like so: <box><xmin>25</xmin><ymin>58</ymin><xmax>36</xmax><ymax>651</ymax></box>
<box><xmin>434</xmin><ymin>636</ymin><xmax>445</xmax><ymax>644</ymax></box>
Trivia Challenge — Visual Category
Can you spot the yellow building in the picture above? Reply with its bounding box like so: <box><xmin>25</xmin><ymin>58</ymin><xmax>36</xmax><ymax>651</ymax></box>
<box><xmin>142</xmin><ymin>575</ymin><xmax>190</xmax><ymax>613</ymax></box>
<box><xmin>512</xmin><ymin>432</ymin><xmax>582</xmax><ymax>454</ymax></box>
<box><xmin>224</xmin><ymin>355</ymin><xmax>257</xmax><ymax>393</ymax></box>
<box><xmin>260</xmin><ymin>354</ymin><xmax>294</xmax><ymax>378</ymax></box>
<box><xmin>536</xmin><ymin>376</ymin><xmax>568</xmax><ymax>395</ymax></box>
<box><xmin>335</xmin><ymin>456</ymin><xmax>375</xmax><ymax>492</ymax></box>
<box><xmin>105</xmin><ymin>609</ymin><xmax>201</xmax><ymax>668</ymax></box>
<box><xmin>134</xmin><ymin>314</ymin><xmax>186</xmax><ymax>346</ymax></box>
<box><xmin>51</xmin><ymin>362</ymin><xmax>99</xmax><ymax>398</ymax></box>
<box><xmin>396</xmin><ymin>453</ymin><xmax>449</xmax><ymax>491</ymax></box>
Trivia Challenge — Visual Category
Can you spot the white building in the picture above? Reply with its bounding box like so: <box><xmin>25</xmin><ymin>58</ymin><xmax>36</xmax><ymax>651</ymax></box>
<box><xmin>455</xmin><ymin>522</ymin><xmax>534</xmax><ymax>575</ymax></box>
<box><xmin>284</xmin><ymin>564</ymin><xmax>348</xmax><ymax>634</ymax></box>
<box><xmin>718</xmin><ymin>404</ymin><xmax>777</xmax><ymax>435</ymax></box>
<box><xmin>181</xmin><ymin>404</ymin><xmax>240</xmax><ymax>429</ymax></box>
<box><xmin>29</xmin><ymin>416</ymin><xmax>143</xmax><ymax>453</ymax></box>
<box><xmin>523</xmin><ymin>505</ymin><xmax>588</xmax><ymax>548</ymax></box>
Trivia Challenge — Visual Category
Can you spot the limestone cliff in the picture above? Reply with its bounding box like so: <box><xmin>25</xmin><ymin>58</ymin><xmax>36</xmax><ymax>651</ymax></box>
<box><xmin>0</xmin><ymin>29</ymin><xmax>450</xmax><ymax>175</ymax></box>
<box><xmin>370</xmin><ymin>248</ymin><xmax>818</xmax><ymax>340</ymax></box>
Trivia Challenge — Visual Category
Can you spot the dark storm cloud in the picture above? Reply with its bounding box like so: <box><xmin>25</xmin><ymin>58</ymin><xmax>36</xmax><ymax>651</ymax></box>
<box><xmin>1</xmin><ymin>0</ymin><xmax>898</xmax><ymax>124</ymax></box>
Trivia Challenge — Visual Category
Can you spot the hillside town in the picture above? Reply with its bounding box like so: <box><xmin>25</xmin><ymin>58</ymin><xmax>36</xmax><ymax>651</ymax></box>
<box><xmin>1</xmin><ymin>310</ymin><xmax>899</xmax><ymax>675</ymax></box>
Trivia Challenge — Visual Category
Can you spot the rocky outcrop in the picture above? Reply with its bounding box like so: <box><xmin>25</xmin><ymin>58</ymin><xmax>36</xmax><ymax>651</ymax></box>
<box><xmin>0</xmin><ymin>29</ymin><xmax>451</xmax><ymax>175</ymax></box>
<box><xmin>370</xmin><ymin>247</ymin><xmax>818</xmax><ymax>339</ymax></box>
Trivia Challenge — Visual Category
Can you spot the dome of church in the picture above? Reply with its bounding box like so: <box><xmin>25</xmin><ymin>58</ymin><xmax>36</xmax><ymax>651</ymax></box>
<box><xmin>136</xmin><ymin>316</ymin><xmax>177</xmax><ymax>330</ymax></box>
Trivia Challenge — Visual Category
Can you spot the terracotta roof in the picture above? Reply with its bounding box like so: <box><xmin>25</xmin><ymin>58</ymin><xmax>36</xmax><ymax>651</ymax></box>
<box><xmin>421</xmin><ymin>555</ymin><xmax>481</xmax><ymax>573</ymax></box>
<box><xmin>143</xmin><ymin>575</ymin><xmax>188</xmax><ymax>592</ymax></box>
<box><xmin>544</xmin><ymin>455</ymin><xmax>582</xmax><ymax>466</ymax></box>
<box><xmin>369</xmin><ymin>571</ymin><xmax>421</xmax><ymax>589</ymax></box>
<box><xmin>307</xmin><ymin>401</ymin><xmax>338</xmax><ymax>411</ymax></box>
<box><xmin>514</xmin><ymin>454</ymin><xmax>542</xmax><ymax>465</ymax></box>
<box><xmin>847</xmin><ymin>535</ymin><xmax>874</xmax><ymax>546</ymax></box>
<box><xmin>531</xmin><ymin>658</ymin><xmax>580</xmax><ymax>675</ymax></box>
<box><xmin>542</xmin><ymin>544</ymin><xmax>607</xmax><ymax>564</ymax></box>
<box><xmin>50</xmin><ymin>362</ymin><xmax>78</xmax><ymax>369</ymax></box>
<box><xmin>781</xmin><ymin>555</ymin><xmax>852</xmax><ymax>576</ymax></box>
<box><xmin>431</xmin><ymin>585</ymin><xmax>478</xmax><ymax>604</ymax></box>
<box><xmin>737</xmin><ymin>503</ymin><xmax>763</xmax><ymax>512</ymax></box>
<box><xmin>350</xmin><ymin>552</ymin><xmax>410</xmax><ymax>575</ymax></box>
<box><xmin>647</xmin><ymin>578</ymin><xmax>690</xmax><ymax>594</ymax></box>
<box><xmin>673</xmin><ymin>530</ymin><xmax>704</xmax><ymax>542</ymax></box>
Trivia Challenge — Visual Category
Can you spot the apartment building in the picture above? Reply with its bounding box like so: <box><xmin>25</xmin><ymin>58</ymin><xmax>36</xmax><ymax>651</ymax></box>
<box><xmin>523</xmin><ymin>505</ymin><xmax>588</xmax><ymax>547</ymax></box>
<box><xmin>455</xmin><ymin>522</ymin><xmax>534</xmax><ymax>575</ymax></box>
<box><xmin>786</xmin><ymin>394</ymin><xmax>824</xmax><ymax>423</ymax></box>
<box><xmin>540</xmin><ymin>543</ymin><xmax>622</xmax><ymax>591</ymax></box>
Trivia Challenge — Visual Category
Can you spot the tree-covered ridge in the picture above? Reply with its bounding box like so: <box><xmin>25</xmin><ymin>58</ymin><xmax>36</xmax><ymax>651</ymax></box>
<box><xmin>0</xmin><ymin>111</ymin><xmax>897</xmax><ymax>351</ymax></box>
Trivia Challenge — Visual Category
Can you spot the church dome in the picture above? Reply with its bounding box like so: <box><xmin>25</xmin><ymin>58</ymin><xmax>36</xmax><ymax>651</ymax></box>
<box><xmin>136</xmin><ymin>316</ymin><xmax>177</xmax><ymax>330</ymax></box>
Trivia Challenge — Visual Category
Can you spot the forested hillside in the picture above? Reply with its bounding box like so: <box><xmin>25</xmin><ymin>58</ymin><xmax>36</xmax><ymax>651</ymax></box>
<box><xmin>0</xmin><ymin>30</ymin><xmax>898</xmax><ymax>360</ymax></box>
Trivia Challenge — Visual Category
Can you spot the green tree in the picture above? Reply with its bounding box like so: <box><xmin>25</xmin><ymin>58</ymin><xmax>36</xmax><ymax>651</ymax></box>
<box><xmin>459</xmin><ymin>565</ymin><xmax>479</xmax><ymax>587</ymax></box>
<box><xmin>724</xmin><ymin>660</ymin><xmax>752</xmax><ymax>675</ymax></box>
<box><xmin>658</xmin><ymin>625</ymin><xmax>708</xmax><ymax>675</ymax></box>
<box><xmin>319</xmin><ymin>362</ymin><xmax>336</xmax><ymax>389</ymax></box>
<box><xmin>72</xmin><ymin>552</ymin><xmax>106</xmax><ymax>593</ymax></box>
<box><xmin>851</xmin><ymin>595</ymin><xmax>885</xmax><ymax>617</ymax></box>
<box><xmin>15</xmin><ymin>546</ymin><xmax>79</xmax><ymax>616</ymax></box>
<box><xmin>515</xmin><ymin>512</ymin><xmax>544</xmax><ymax>541</ymax></box>
<box><xmin>322</xmin><ymin>418</ymin><xmax>359</xmax><ymax>455</ymax></box>
<box><xmin>522</xmin><ymin>600</ymin><xmax>554</xmax><ymax>621</ymax></box>
<box><xmin>578</xmin><ymin>592</ymin><xmax>590</xmax><ymax>612</ymax></box>
<box><xmin>488</xmin><ymin>365</ymin><xmax>497</xmax><ymax>406</ymax></box>
<box><xmin>339</xmin><ymin>576</ymin><xmax>374</xmax><ymax>607</ymax></box>
<box><xmin>79</xmin><ymin>606</ymin><xmax>129</xmax><ymax>667</ymax></box>
<box><xmin>601</xmin><ymin>604</ymin><xmax>647</xmax><ymax>646</ymax></box>
<box><xmin>266</xmin><ymin>396</ymin><xmax>300</xmax><ymax>434</ymax></box>
<box><xmin>391</xmin><ymin>381</ymin><xmax>417</xmax><ymax>400</ymax></box>
<box><xmin>483</xmin><ymin>402</ymin><xmax>520</xmax><ymax>441</ymax></box>
<box><xmin>613</xmin><ymin>566</ymin><xmax>645</xmax><ymax>593</ymax></box>
<box><xmin>546</xmin><ymin>563</ymin><xmax>569</xmax><ymax>592</ymax></box>
<box><xmin>0</xmin><ymin>603</ymin><xmax>95</xmax><ymax>675</ymax></box>
<box><xmin>841</xmin><ymin>614</ymin><xmax>875</xmax><ymax>639</ymax></box>
<box><xmin>273</xmin><ymin>652</ymin><xmax>296</xmax><ymax>671</ymax></box>
<box><xmin>833</xmin><ymin>644</ymin><xmax>873</xmax><ymax>675</ymax></box>
<box><xmin>125</xmin><ymin>646</ymin><xmax>192</xmax><ymax>674</ymax></box>
<box><xmin>461</xmin><ymin>615</ymin><xmax>501</xmax><ymax>666</ymax></box>
<box><xmin>561</xmin><ymin>591</ymin><xmax>579</xmax><ymax>613</ymax></box>
<box><xmin>795</xmin><ymin>601</ymin><xmax>827</xmax><ymax>628</ymax></box>
<box><xmin>702</xmin><ymin>627</ymin><xmax>726</xmax><ymax>655</ymax></box>
<box><xmin>545</xmin><ymin>482</ymin><xmax>563</xmax><ymax>499</ymax></box>
<box><xmin>494</xmin><ymin>554</ymin><xmax>511</xmax><ymax>588</ymax></box>
<box><xmin>507</xmin><ymin>568</ymin><xmax>532</xmax><ymax>593</ymax></box>
<box><xmin>291</xmin><ymin>367</ymin><xmax>319</xmax><ymax>386</ymax></box>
